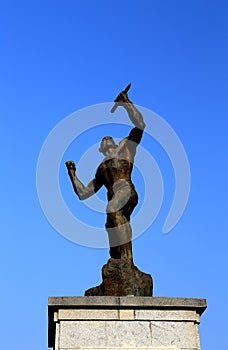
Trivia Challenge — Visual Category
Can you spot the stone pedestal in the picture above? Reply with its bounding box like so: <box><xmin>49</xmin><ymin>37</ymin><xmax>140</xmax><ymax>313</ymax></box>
<box><xmin>48</xmin><ymin>296</ymin><xmax>206</xmax><ymax>350</ymax></box>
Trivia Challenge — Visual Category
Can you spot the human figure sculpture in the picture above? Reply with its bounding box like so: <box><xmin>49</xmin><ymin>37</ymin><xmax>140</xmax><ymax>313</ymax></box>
<box><xmin>66</xmin><ymin>86</ymin><xmax>146</xmax><ymax>262</ymax></box>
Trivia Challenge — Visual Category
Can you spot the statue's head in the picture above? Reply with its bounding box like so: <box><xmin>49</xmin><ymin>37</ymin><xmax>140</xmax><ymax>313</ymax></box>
<box><xmin>99</xmin><ymin>136</ymin><xmax>117</xmax><ymax>155</ymax></box>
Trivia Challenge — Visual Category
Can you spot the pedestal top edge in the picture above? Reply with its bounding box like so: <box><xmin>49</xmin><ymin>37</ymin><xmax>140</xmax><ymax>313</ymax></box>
<box><xmin>48</xmin><ymin>296</ymin><xmax>207</xmax><ymax>313</ymax></box>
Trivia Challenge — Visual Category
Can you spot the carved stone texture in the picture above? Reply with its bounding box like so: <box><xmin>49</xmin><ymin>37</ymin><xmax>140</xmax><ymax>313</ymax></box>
<box><xmin>85</xmin><ymin>258</ymin><xmax>153</xmax><ymax>296</ymax></box>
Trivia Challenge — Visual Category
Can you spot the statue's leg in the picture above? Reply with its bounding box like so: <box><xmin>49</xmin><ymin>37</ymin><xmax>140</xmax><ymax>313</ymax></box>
<box><xmin>105</xmin><ymin>212</ymin><xmax>132</xmax><ymax>260</ymax></box>
<box><xmin>105</xmin><ymin>211</ymin><xmax>133</xmax><ymax>261</ymax></box>
<box><xmin>106</xmin><ymin>188</ymin><xmax>137</xmax><ymax>262</ymax></box>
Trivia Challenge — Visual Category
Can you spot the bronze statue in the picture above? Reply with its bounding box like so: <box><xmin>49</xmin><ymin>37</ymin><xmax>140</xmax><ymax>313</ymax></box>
<box><xmin>66</xmin><ymin>85</ymin><xmax>146</xmax><ymax>263</ymax></box>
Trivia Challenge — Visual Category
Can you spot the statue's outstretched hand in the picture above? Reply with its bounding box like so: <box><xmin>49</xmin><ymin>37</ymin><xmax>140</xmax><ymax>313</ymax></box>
<box><xmin>110</xmin><ymin>83</ymin><xmax>132</xmax><ymax>113</ymax></box>
<box><xmin>65</xmin><ymin>160</ymin><xmax>76</xmax><ymax>173</ymax></box>
<box><xmin>114</xmin><ymin>91</ymin><xmax>130</xmax><ymax>104</ymax></box>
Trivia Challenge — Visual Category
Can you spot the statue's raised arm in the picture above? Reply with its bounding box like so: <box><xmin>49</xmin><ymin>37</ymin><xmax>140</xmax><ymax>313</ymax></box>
<box><xmin>111</xmin><ymin>83</ymin><xmax>146</xmax><ymax>131</ymax></box>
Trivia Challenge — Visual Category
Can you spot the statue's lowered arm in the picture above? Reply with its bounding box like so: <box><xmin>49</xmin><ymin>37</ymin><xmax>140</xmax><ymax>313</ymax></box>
<box><xmin>65</xmin><ymin>160</ymin><xmax>103</xmax><ymax>200</ymax></box>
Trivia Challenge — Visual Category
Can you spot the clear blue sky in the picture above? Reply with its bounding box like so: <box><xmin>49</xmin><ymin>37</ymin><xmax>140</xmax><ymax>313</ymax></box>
<box><xmin>1</xmin><ymin>1</ymin><xmax>228</xmax><ymax>349</ymax></box>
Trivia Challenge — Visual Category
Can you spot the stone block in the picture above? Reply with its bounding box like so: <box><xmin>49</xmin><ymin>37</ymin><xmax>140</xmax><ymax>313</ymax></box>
<box><xmin>59</xmin><ymin>321</ymin><xmax>106</xmax><ymax>348</ymax></box>
<box><xmin>135</xmin><ymin>309</ymin><xmax>198</xmax><ymax>322</ymax></box>
<box><xmin>58</xmin><ymin>309</ymin><xmax>119</xmax><ymax>320</ymax></box>
<box><xmin>119</xmin><ymin>309</ymin><xmax>134</xmax><ymax>320</ymax></box>
<box><xmin>106</xmin><ymin>321</ymin><xmax>151</xmax><ymax>347</ymax></box>
<box><xmin>58</xmin><ymin>348</ymin><xmax>179</xmax><ymax>350</ymax></box>
<box><xmin>151</xmin><ymin>321</ymin><xmax>198</xmax><ymax>349</ymax></box>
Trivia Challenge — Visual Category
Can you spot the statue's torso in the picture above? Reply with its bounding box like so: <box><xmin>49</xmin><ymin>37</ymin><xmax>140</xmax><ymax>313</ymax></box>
<box><xmin>96</xmin><ymin>142</ymin><xmax>137</xmax><ymax>200</ymax></box>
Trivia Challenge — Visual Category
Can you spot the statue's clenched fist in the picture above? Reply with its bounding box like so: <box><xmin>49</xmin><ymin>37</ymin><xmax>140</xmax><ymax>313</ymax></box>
<box><xmin>65</xmin><ymin>160</ymin><xmax>76</xmax><ymax>172</ymax></box>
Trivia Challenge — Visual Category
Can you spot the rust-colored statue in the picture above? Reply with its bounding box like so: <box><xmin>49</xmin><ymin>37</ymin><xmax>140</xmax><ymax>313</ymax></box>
<box><xmin>66</xmin><ymin>85</ymin><xmax>146</xmax><ymax>263</ymax></box>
